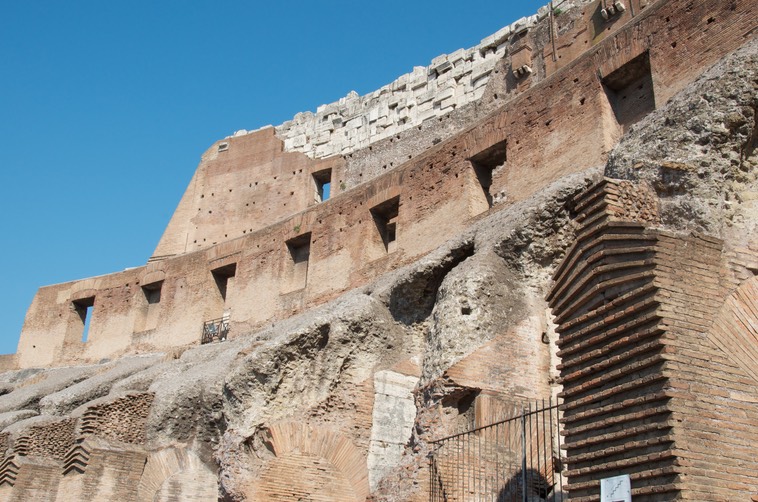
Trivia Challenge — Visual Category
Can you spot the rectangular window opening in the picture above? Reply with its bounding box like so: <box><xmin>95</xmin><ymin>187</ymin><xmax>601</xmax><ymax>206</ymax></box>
<box><xmin>211</xmin><ymin>263</ymin><xmax>236</xmax><ymax>302</ymax></box>
<box><xmin>602</xmin><ymin>51</ymin><xmax>655</xmax><ymax>132</ymax></box>
<box><xmin>370</xmin><ymin>196</ymin><xmax>400</xmax><ymax>253</ymax></box>
<box><xmin>313</xmin><ymin>169</ymin><xmax>332</xmax><ymax>202</ymax></box>
<box><xmin>138</xmin><ymin>281</ymin><xmax>163</xmax><ymax>332</ymax></box>
<box><xmin>469</xmin><ymin>139</ymin><xmax>507</xmax><ymax>208</ymax></box>
<box><xmin>142</xmin><ymin>281</ymin><xmax>163</xmax><ymax>305</ymax></box>
<box><xmin>285</xmin><ymin>232</ymin><xmax>312</xmax><ymax>291</ymax></box>
<box><xmin>73</xmin><ymin>297</ymin><xmax>95</xmax><ymax>343</ymax></box>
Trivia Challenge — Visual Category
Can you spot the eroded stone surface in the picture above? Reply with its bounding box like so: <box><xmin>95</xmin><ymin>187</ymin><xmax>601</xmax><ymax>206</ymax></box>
<box><xmin>0</xmin><ymin>2</ymin><xmax>756</xmax><ymax>501</ymax></box>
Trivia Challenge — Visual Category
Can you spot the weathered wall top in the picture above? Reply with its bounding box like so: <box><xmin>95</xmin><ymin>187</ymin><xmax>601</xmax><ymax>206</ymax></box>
<box><xmin>248</xmin><ymin>1</ymin><xmax>592</xmax><ymax>159</ymax></box>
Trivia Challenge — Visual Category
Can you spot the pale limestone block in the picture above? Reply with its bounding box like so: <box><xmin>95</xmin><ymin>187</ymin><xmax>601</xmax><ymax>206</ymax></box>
<box><xmin>433</xmin><ymin>86</ymin><xmax>455</xmax><ymax>105</ymax></box>
<box><xmin>448</xmin><ymin>48</ymin><xmax>466</xmax><ymax>65</ymax></box>
<box><xmin>416</xmin><ymin>89</ymin><xmax>435</xmax><ymax>105</ymax></box>
<box><xmin>367</xmin><ymin>370</ymin><xmax>419</xmax><ymax>491</ymax></box>
<box><xmin>418</xmin><ymin>107</ymin><xmax>437</xmax><ymax>122</ymax></box>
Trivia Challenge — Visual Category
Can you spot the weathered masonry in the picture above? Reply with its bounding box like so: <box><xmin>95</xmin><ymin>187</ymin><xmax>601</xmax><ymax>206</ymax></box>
<box><xmin>11</xmin><ymin>0</ymin><xmax>754</xmax><ymax>370</ymax></box>
<box><xmin>0</xmin><ymin>0</ymin><xmax>756</xmax><ymax>501</ymax></box>
<box><xmin>548</xmin><ymin>180</ymin><xmax>758</xmax><ymax>500</ymax></box>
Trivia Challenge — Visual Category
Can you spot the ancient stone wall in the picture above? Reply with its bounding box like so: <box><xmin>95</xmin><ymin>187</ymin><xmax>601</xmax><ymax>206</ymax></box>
<box><xmin>548</xmin><ymin>179</ymin><xmax>758</xmax><ymax>500</ymax></box>
<box><xmin>16</xmin><ymin>0</ymin><xmax>755</xmax><ymax>369</ymax></box>
<box><xmin>1</xmin><ymin>1</ymin><xmax>756</xmax><ymax>501</ymax></box>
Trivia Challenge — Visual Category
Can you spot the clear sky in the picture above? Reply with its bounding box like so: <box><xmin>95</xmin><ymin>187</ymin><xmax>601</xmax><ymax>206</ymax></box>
<box><xmin>0</xmin><ymin>0</ymin><xmax>547</xmax><ymax>356</ymax></box>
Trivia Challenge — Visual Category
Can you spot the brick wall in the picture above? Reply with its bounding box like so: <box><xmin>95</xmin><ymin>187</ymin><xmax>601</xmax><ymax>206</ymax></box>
<box><xmin>78</xmin><ymin>392</ymin><xmax>154</xmax><ymax>444</ymax></box>
<box><xmin>548</xmin><ymin>179</ymin><xmax>758</xmax><ymax>500</ymax></box>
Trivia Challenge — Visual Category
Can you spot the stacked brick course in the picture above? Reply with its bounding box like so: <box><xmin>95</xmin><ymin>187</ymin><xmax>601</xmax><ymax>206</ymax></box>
<box><xmin>78</xmin><ymin>392</ymin><xmax>154</xmax><ymax>445</ymax></box>
<box><xmin>548</xmin><ymin>178</ymin><xmax>758</xmax><ymax>500</ymax></box>
<box><xmin>13</xmin><ymin>418</ymin><xmax>76</xmax><ymax>461</ymax></box>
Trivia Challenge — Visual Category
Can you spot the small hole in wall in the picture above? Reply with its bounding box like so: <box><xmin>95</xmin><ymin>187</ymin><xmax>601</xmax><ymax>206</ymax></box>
<box><xmin>707</xmin><ymin>17</ymin><xmax>715</xmax><ymax>24</ymax></box>
<box><xmin>545</xmin><ymin>119</ymin><xmax>552</xmax><ymax>127</ymax></box>
<box><xmin>580</xmin><ymin>97</ymin><xmax>586</xmax><ymax>105</ymax></box>
<box><xmin>461</xmin><ymin>306</ymin><xmax>472</xmax><ymax>315</ymax></box>
<box><xmin>573</xmin><ymin>78</ymin><xmax>579</xmax><ymax>83</ymax></box>
<box><xmin>671</xmin><ymin>41</ymin><xmax>677</xmax><ymax>48</ymax></box>
<box><xmin>201</xmin><ymin>194</ymin><xmax>204</xmax><ymax>198</ymax></box>
<box><xmin>494</xmin><ymin>93</ymin><xmax>498</xmax><ymax>99</ymax></box>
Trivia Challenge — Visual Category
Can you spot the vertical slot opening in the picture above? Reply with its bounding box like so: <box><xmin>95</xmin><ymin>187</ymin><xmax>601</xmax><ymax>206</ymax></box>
<box><xmin>73</xmin><ymin>297</ymin><xmax>95</xmax><ymax>342</ymax></box>
<box><xmin>370</xmin><ymin>196</ymin><xmax>400</xmax><ymax>253</ymax></box>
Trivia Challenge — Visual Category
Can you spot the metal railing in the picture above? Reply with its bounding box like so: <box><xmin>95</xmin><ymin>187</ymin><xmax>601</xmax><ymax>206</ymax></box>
<box><xmin>429</xmin><ymin>400</ymin><xmax>565</xmax><ymax>502</ymax></box>
<box><xmin>201</xmin><ymin>317</ymin><xmax>229</xmax><ymax>344</ymax></box>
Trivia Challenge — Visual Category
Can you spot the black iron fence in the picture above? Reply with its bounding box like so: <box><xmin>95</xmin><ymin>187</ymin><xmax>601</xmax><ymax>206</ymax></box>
<box><xmin>201</xmin><ymin>317</ymin><xmax>229</xmax><ymax>344</ymax></box>
<box><xmin>429</xmin><ymin>400</ymin><xmax>565</xmax><ymax>502</ymax></box>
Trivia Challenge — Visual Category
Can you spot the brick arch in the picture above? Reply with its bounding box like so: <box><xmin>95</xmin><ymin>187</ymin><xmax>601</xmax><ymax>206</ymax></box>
<box><xmin>251</xmin><ymin>422</ymin><xmax>369</xmax><ymax>502</ymax></box>
<box><xmin>708</xmin><ymin>275</ymin><xmax>758</xmax><ymax>383</ymax></box>
<box><xmin>136</xmin><ymin>447</ymin><xmax>217</xmax><ymax>501</ymax></box>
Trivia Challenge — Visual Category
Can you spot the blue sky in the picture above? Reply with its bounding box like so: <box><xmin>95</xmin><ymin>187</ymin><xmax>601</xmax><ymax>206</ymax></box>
<box><xmin>0</xmin><ymin>0</ymin><xmax>547</xmax><ymax>356</ymax></box>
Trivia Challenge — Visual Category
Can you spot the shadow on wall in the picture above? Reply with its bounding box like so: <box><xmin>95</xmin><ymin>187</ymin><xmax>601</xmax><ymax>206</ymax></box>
<box><xmin>498</xmin><ymin>467</ymin><xmax>553</xmax><ymax>502</ymax></box>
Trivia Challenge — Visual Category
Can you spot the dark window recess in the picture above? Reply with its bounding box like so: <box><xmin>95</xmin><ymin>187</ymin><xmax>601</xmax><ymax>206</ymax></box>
<box><xmin>286</xmin><ymin>232</ymin><xmax>312</xmax><ymax>290</ymax></box>
<box><xmin>469</xmin><ymin>139</ymin><xmax>507</xmax><ymax>207</ymax></box>
<box><xmin>602</xmin><ymin>51</ymin><xmax>656</xmax><ymax>131</ymax></box>
<box><xmin>313</xmin><ymin>169</ymin><xmax>332</xmax><ymax>202</ymax></box>
<box><xmin>211</xmin><ymin>263</ymin><xmax>236</xmax><ymax>301</ymax></box>
<box><xmin>73</xmin><ymin>296</ymin><xmax>95</xmax><ymax>342</ymax></box>
<box><xmin>286</xmin><ymin>232</ymin><xmax>311</xmax><ymax>264</ymax></box>
<box><xmin>371</xmin><ymin>196</ymin><xmax>400</xmax><ymax>252</ymax></box>
<box><xmin>142</xmin><ymin>281</ymin><xmax>162</xmax><ymax>304</ymax></box>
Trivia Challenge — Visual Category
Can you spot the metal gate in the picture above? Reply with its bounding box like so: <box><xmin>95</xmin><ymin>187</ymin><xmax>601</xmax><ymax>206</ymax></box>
<box><xmin>429</xmin><ymin>400</ymin><xmax>565</xmax><ymax>502</ymax></box>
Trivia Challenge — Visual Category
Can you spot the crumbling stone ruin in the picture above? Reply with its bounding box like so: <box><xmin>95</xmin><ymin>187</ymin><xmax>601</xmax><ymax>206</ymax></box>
<box><xmin>0</xmin><ymin>0</ymin><xmax>756</xmax><ymax>500</ymax></box>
